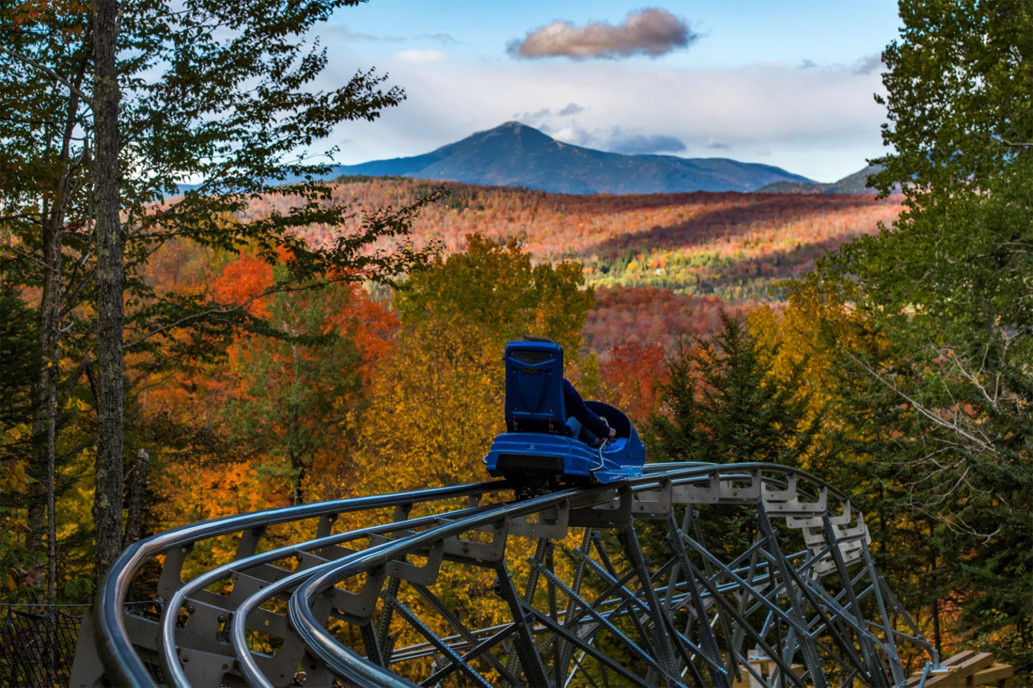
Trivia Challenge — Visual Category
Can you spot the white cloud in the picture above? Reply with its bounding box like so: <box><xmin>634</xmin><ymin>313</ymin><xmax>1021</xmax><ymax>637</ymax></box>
<box><xmin>541</xmin><ymin>123</ymin><xmax>684</xmax><ymax>154</ymax></box>
<box><xmin>321</xmin><ymin>25</ymin><xmax>457</xmax><ymax>45</ymax></box>
<box><xmin>393</xmin><ymin>49</ymin><xmax>446</xmax><ymax>64</ymax></box>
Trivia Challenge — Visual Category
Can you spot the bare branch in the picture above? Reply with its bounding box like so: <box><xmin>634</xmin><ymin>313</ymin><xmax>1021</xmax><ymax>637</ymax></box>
<box><xmin>0</xmin><ymin>211</ymin><xmax>45</xmax><ymax>223</ymax></box>
<box><xmin>0</xmin><ymin>44</ymin><xmax>94</xmax><ymax>106</ymax></box>
<box><xmin>943</xmin><ymin>348</ymin><xmax>1000</xmax><ymax>410</ymax></box>
<box><xmin>122</xmin><ymin>278</ymin><xmax>347</xmax><ymax>352</ymax></box>
<box><xmin>999</xmin><ymin>137</ymin><xmax>1033</xmax><ymax>148</ymax></box>
<box><xmin>1</xmin><ymin>240</ymin><xmax>54</xmax><ymax>272</ymax></box>
<box><xmin>839</xmin><ymin>345</ymin><xmax>998</xmax><ymax>457</ymax></box>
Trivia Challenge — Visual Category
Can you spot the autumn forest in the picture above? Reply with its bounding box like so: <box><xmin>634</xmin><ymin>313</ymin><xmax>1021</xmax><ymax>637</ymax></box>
<box><xmin>2</xmin><ymin>0</ymin><xmax>1031</xmax><ymax>681</ymax></box>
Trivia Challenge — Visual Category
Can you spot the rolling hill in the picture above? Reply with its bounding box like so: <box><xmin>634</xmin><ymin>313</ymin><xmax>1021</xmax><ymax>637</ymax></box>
<box><xmin>161</xmin><ymin>176</ymin><xmax>903</xmax><ymax>358</ymax></box>
<box><xmin>757</xmin><ymin>164</ymin><xmax>886</xmax><ymax>194</ymax></box>
<box><xmin>331</xmin><ymin>122</ymin><xmax>815</xmax><ymax>195</ymax></box>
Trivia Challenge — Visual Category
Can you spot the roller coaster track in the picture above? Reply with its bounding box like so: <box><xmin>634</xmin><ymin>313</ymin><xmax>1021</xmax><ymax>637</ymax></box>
<box><xmin>70</xmin><ymin>462</ymin><xmax>936</xmax><ymax>687</ymax></box>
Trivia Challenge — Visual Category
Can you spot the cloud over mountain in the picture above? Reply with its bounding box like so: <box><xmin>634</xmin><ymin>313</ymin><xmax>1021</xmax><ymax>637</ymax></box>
<box><xmin>508</xmin><ymin>8</ymin><xmax>696</xmax><ymax>60</ymax></box>
<box><xmin>604</xmin><ymin>130</ymin><xmax>686</xmax><ymax>155</ymax></box>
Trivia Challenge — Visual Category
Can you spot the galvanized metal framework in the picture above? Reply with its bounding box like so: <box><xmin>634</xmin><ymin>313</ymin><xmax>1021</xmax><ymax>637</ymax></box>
<box><xmin>70</xmin><ymin>463</ymin><xmax>936</xmax><ymax>687</ymax></box>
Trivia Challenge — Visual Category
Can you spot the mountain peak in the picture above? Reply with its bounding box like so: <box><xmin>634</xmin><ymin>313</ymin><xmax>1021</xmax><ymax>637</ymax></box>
<box><xmin>491</xmin><ymin>121</ymin><xmax>543</xmax><ymax>134</ymax></box>
<box><xmin>470</xmin><ymin>121</ymin><xmax>553</xmax><ymax>143</ymax></box>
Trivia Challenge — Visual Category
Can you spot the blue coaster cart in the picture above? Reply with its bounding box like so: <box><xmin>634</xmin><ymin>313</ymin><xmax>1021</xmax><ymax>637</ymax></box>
<box><xmin>484</xmin><ymin>340</ymin><xmax>645</xmax><ymax>488</ymax></box>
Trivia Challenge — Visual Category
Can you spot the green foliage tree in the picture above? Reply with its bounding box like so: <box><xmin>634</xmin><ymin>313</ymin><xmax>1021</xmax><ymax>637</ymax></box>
<box><xmin>643</xmin><ymin>312</ymin><xmax>820</xmax><ymax>580</ymax></box>
<box><xmin>749</xmin><ymin>276</ymin><xmax>961</xmax><ymax>663</ymax></box>
<box><xmin>1</xmin><ymin>0</ymin><xmax>432</xmax><ymax>591</ymax></box>
<box><xmin>647</xmin><ymin>312</ymin><xmax>819</xmax><ymax>467</ymax></box>
<box><xmin>822</xmin><ymin>0</ymin><xmax>1033</xmax><ymax>668</ymax></box>
<box><xmin>0</xmin><ymin>288</ymin><xmax>39</xmax><ymax>480</ymax></box>
<box><xmin>221</xmin><ymin>276</ymin><xmax>367</xmax><ymax>505</ymax></box>
<box><xmin>394</xmin><ymin>234</ymin><xmax>594</xmax><ymax>356</ymax></box>
<box><xmin>0</xmin><ymin>287</ymin><xmax>43</xmax><ymax>599</ymax></box>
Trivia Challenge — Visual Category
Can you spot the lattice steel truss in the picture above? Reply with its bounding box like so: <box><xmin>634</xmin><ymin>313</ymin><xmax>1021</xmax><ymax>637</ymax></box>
<box><xmin>71</xmin><ymin>463</ymin><xmax>935</xmax><ymax>687</ymax></box>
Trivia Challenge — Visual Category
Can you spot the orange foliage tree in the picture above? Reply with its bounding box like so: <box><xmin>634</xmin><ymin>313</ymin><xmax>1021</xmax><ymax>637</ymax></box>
<box><xmin>150</xmin><ymin>251</ymin><xmax>398</xmax><ymax>526</ymax></box>
<box><xmin>599</xmin><ymin>340</ymin><xmax>667</xmax><ymax>425</ymax></box>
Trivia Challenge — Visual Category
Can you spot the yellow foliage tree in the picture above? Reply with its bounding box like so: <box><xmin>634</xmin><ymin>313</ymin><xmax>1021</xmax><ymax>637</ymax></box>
<box><xmin>393</xmin><ymin>234</ymin><xmax>593</xmax><ymax>354</ymax></box>
<box><xmin>351</xmin><ymin>316</ymin><xmax>502</xmax><ymax>496</ymax></box>
<box><xmin>747</xmin><ymin>273</ymin><xmax>885</xmax><ymax>474</ymax></box>
<box><xmin>354</xmin><ymin>234</ymin><xmax>595</xmax><ymax>495</ymax></box>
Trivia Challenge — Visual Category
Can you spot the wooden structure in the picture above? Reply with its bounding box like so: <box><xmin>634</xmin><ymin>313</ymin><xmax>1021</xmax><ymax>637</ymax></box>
<box><xmin>908</xmin><ymin>651</ymin><xmax>1015</xmax><ymax>688</ymax></box>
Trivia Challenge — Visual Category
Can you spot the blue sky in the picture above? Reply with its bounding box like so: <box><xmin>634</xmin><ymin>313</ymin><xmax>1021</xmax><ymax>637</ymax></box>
<box><xmin>316</xmin><ymin>1</ymin><xmax>903</xmax><ymax>182</ymax></box>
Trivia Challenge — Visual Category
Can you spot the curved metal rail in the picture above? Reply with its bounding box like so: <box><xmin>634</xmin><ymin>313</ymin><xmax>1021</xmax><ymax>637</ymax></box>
<box><xmin>70</xmin><ymin>463</ymin><xmax>934</xmax><ymax>687</ymax></box>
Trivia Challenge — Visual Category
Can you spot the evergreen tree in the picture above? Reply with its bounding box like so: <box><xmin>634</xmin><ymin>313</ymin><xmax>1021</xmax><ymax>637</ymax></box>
<box><xmin>643</xmin><ymin>312</ymin><xmax>820</xmax><ymax>572</ymax></box>
<box><xmin>0</xmin><ymin>288</ymin><xmax>44</xmax><ymax>600</ymax></box>
<box><xmin>749</xmin><ymin>277</ymin><xmax>956</xmax><ymax>661</ymax></box>
<box><xmin>647</xmin><ymin>312</ymin><xmax>819</xmax><ymax>467</ymax></box>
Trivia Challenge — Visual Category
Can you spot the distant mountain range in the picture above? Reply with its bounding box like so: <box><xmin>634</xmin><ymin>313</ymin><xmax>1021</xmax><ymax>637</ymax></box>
<box><xmin>329</xmin><ymin>122</ymin><xmax>817</xmax><ymax>195</ymax></box>
<box><xmin>756</xmin><ymin>164</ymin><xmax>885</xmax><ymax>194</ymax></box>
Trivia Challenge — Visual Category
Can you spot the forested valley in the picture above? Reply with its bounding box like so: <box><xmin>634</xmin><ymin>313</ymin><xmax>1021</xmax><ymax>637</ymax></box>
<box><xmin>1</xmin><ymin>0</ymin><xmax>1030</xmax><ymax>680</ymax></box>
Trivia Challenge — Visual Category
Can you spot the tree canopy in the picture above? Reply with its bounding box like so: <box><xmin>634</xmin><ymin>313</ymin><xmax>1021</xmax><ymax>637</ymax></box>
<box><xmin>0</xmin><ymin>0</ymin><xmax>432</xmax><ymax>591</ymax></box>
<box><xmin>646</xmin><ymin>313</ymin><xmax>819</xmax><ymax>467</ymax></box>
<box><xmin>816</xmin><ymin>0</ymin><xmax>1033</xmax><ymax>668</ymax></box>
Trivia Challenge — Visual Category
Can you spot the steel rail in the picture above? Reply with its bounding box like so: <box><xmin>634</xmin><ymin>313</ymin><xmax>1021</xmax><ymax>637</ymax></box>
<box><xmin>79</xmin><ymin>461</ymin><xmax>931</xmax><ymax>688</ymax></box>
<box><xmin>93</xmin><ymin>481</ymin><xmax>507</xmax><ymax>687</ymax></box>
<box><xmin>288</xmin><ymin>483</ymin><xmax>621</xmax><ymax>687</ymax></box>
<box><xmin>162</xmin><ymin>501</ymin><xmax>500</xmax><ymax>687</ymax></box>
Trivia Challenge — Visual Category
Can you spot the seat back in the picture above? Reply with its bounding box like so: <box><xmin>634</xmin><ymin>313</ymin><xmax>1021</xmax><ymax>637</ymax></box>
<box><xmin>504</xmin><ymin>341</ymin><xmax>566</xmax><ymax>433</ymax></box>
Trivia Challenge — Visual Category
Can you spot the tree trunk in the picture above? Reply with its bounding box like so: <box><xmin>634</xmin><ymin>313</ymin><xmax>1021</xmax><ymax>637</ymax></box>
<box><xmin>929</xmin><ymin>520</ymin><xmax>942</xmax><ymax>659</ymax></box>
<box><xmin>30</xmin><ymin>210</ymin><xmax>61</xmax><ymax>604</ymax></box>
<box><xmin>123</xmin><ymin>449</ymin><xmax>150</xmax><ymax>547</ymax></box>
<box><xmin>29</xmin><ymin>52</ymin><xmax>88</xmax><ymax>604</ymax></box>
<box><xmin>92</xmin><ymin>0</ymin><xmax>125</xmax><ymax>587</ymax></box>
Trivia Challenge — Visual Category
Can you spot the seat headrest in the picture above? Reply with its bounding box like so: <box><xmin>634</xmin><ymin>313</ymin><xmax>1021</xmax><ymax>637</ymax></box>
<box><xmin>504</xmin><ymin>341</ymin><xmax>565</xmax><ymax>433</ymax></box>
